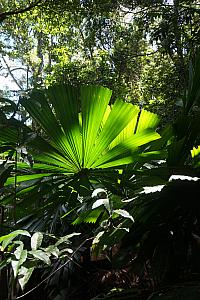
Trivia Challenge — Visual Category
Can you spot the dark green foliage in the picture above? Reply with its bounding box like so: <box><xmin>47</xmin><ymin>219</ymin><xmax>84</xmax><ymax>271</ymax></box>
<box><xmin>0</xmin><ymin>2</ymin><xmax>200</xmax><ymax>295</ymax></box>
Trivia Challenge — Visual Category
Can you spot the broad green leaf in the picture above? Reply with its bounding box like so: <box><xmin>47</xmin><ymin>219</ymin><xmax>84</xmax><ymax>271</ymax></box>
<box><xmin>91</xmin><ymin>129</ymin><xmax>160</xmax><ymax>168</ymax></box>
<box><xmin>109</xmin><ymin>105</ymin><xmax>140</xmax><ymax>149</ymax></box>
<box><xmin>21</xmin><ymin>91</ymin><xmax>69</xmax><ymax>154</ymax></box>
<box><xmin>11</xmin><ymin>260</ymin><xmax>20</xmax><ymax>278</ymax></box>
<box><xmin>18</xmin><ymin>266</ymin><xmax>35</xmax><ymax>291</ymax></box>
<box><xmin>0</xmin><ymin>230</ymin><xmax>31</xmax><ymax>250</ymax></box>
<box><xmin>14</xmin><ymin>242</ymin><xmax>24</xmax><ymax>260</ymax></box>
<box><xmin>87</xmin><ymin>99</ymin><xmax>141</xmax><ymax>167</ymax></box>
<box><xmin>44</xmin><ymin>245</ymin><xmax>60</xmax><ymax>258</ymax></box>
<box><xmin>136</xmin><ymin>109</ymin><xmax>160</xmax><ymax>133</ymax></box>
<box><xmin>113</xmin><ymin>209</ymin><xmax>134</xmax><ymax>222</ymax></box>
<box><xmin>92</xmin><ymin>198</ymin><xmax>111</xmax><ymax>212</ymax></box>
<box><xmin>21</xmin><ymin>90</ymin><xmax>81</xmax><ymax>172</ymax></box>
<box><xmin>31</xmin><ymin>232</ymin><xmax>43</xmax><ymax>251</ymax></box>
<box><xmin>47</xmin><ymin>85</ymin><xmax>82</xmax><ymax>168</ymax></box>
<box><xmin>59</xmin><ymin>248</ymin><xmax>73</xmax><ymax>256</ymax></box>
<box><xmin>92</xmin><ymin>231</ymin><xmax>104</xmax><ymax>245</ymax></box>
<box><xmin>92</xmin><ymin>188</ymin><xmax>107</xmax><ymax>198</ymax></box>
<box><xmin>12</xmin><ymin>244</ymin><xmax>27</xmax><ymax>278</ymax></box>
<box><xmin>27</xmin><ymin>134</ymin><xmax>77</xmax><ymax>171</ymax></box>
<box><xmin>81</xmin><ymin>86</ymin><xmax>112</xmax><ymax>167</ymax></box>
<box><xmin>29</xmin><ymin>250</ymin><xmax>51</xmax><ymax>265</ymax></box>
<box><xmin>5</xmin><ymin>173</ymin><xmax>53</xmax><ymax>186</ymax></box>
<box><xmin>17</xmin><ymin>162</ymin><xmax>67</xmax><ymax>173</ymax></box>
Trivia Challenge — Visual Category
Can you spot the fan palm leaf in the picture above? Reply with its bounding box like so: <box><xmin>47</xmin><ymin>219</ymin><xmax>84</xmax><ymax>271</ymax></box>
<box><xmin>1</xmin><ymin>85</ymin><xmax>161</xmax><ymax>227</ymax></box>
<box><xmin>19</xmin><ymin>85</ymin><xmax>160</xmax><ymax>173</ymax></box>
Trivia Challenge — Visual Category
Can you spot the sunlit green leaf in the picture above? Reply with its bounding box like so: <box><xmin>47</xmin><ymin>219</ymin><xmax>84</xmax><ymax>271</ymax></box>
<box><xmin>31</xmin><ymin>232</ymin><xmax>43</xmax><ymax>251</ymax></box>
<box><xmin>18</xmin><ymin>266</ymin><xmax>35</xmax><ymax>291</ymax></box>
<box><xmin>0</xmin><ymin>230</ymin><xmax>31</xmax><ymax>250</ymax></box>
<box><xmin>113</xmin><ymin>209</ymin><xmax>134</xmax><ymax>222</ymax></box>
<box><xmin>29</xmin><ymin>250</ymin><xmax>51</xmax><ymax>265</ymax></box>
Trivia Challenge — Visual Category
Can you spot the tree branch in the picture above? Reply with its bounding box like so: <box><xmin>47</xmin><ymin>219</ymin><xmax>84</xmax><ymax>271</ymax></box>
<box><xmin>1</xmin><ymin>67</ymin><xmax>31</xmax><ymax>73</ymax></box>
<box><xmin>0</xmin><ymin>0</ymin><xmax>46</xmax><ymax>22</ymax></box>
<box><xmin>119</xmin><ymin>3</ymin><xmax>200</xmax><ymax>16</ymax></box>
<box><xmin>1</xmin><ymin>56</ymin><xmax>24</xmax><ymax>90</ymax></box>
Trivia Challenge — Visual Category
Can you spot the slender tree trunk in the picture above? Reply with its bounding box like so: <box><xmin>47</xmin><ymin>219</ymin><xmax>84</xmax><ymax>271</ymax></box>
<box><xmin>37</xmin><ymin>32</ymin><xmax>44</xmax><ymax>76</ymax></box>
<box><xmin>0</xmin><ymin>206</ymin><xmax>8</xmax><ymax>300</ymax></box>
<box><xmin>173</xmin><ymin>0</ymin><xmax>186</xmax><ymax>85</ymax></box>
<box><xmin>32</xmin><ymin>31</ymin><xmax>44</xmax><ymax>87</ymax></box>
<box><xmin>0</xmin><ymin>254</ymin><xmax>8</xmax><ymax>300</ymax></box>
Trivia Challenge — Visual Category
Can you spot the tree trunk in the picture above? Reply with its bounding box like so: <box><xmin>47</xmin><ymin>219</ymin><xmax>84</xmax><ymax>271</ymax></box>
<box><xmin>0</xmin><ymin>207</ymin><xmax>8</xmax><ymax>300</ymax></box>
<box><xmin>173</xmin><ymin>0</ymin><xmax>186</xmax><ymax>85</ymax></box>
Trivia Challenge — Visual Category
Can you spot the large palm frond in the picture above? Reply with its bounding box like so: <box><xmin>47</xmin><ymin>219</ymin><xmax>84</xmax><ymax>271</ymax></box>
<box><xmin>1</xmin><ymin>85</ymin><xmax>161</xmax><ymax>228</ymax></box>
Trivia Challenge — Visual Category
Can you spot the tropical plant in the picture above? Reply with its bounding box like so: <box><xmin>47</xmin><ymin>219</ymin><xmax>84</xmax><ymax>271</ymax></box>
<box><xmin>0</xmin><ymin>229</ymin><xmax>81</xmax><ymax>299</ymax></box>
<box><xmin>0</xmin><ymin>85</ymin><xmax>161</xmax><ymax>231</ymax></box>
<box><xmin>0</xmin><ymin>85</ymin><xmax>163</xmax><ymax>299</ymax></box>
